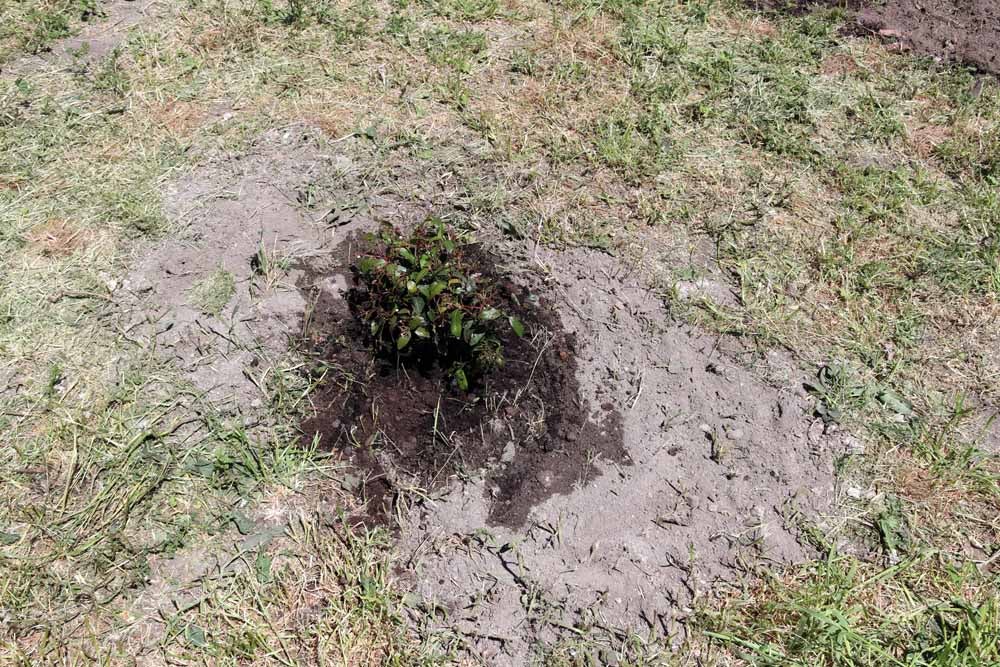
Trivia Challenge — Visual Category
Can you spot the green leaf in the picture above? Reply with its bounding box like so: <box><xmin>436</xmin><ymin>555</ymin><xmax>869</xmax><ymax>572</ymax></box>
<box><xmin>397</xmin><ymin>331</ymin><xmax>411</xmax><ymax>350</ymax></box>
<box><xmin>450</xmin><ymin>310</ymin><xmax>463</xmax><ymax>337</ymax></box>
<box><xmin>480</xmin><ymin>307</ymin><xmax>501</xmax><ymax>321</ymax></box>
<box><xmin>406</xmin><ymin>280</ymin><xmax>417</xmax><ymax>293</ymax></box>
<box><xmin>469</xmin><ymin>332</ymin><xmax>484</xmax><ymax>347</ymax></box>
<box><xmin>408</xmin><ymin>316</ymin><xmax>426</xmax><ymax>329</ymax></box>
<box><xmin>255</xmin><ymin>552</ymin><xmax>272</xmax><ymax>584</ymax></box>
<box><xmin>876</xmin><ymin>495</ymin><xmax>910</xmax><ymax>556</ymax></box>
<box><xmin>414</xmin><ymin>326</ymin><xmax>430</xmax><ymax>338</ymax></box>
<box><xmin>0</xmin><ymin>531</ymin><xmax>19</xmax><ymax>546</ymax></box>
<box><xmin>398</xmin><ymin>248</ymin><xmax>417</xmax><ymax>264</ymax></box>
<box><xmin>876</xmin><ymin>389</ymin><xmax>912</xmax><ymax>416</ymax></box>
<box><xmin>185</xmin><ymin>624</ymin><xmax>207</xmax><ymax>647</ymax></box>
<box><xmin>509</xmin><ymin>316</ymin><xmax>525</xmax><ymax>337</ymax></box>
<box><xmin>454</xmin><ymin>368</ymin><xmax>469</xmax><ymax>391</ymax></box>
<box><xmin>427</xmin><ymin>281</ymin><xmax>446</xmax><ymax>299</ymax></box>
<box><xmin>412</xmin><ymin>296</ymin><xmax>425</xmax><ymax>314</ymax></box>
<box><xmin>370</xmin><ymin>320</ymin><xmax>380</xmax><ymax>336</ymax></box>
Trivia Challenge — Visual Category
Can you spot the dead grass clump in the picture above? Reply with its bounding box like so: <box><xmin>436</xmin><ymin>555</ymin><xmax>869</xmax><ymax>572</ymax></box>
<box><xmin>722</xmin><ymin>15</ymin><xmax>779</xmax><ymax>39</ymax></box>
<box><xmin>820</xmin><ymin>52</ymin><xmax>860</xmax><ymax>76</ymax></box>
<box><xmin>906</xmin><ymin>123</ymin><xmax>952</xmax><ymax>160</ymax></box>
<box><xmin>150</xmin><ymin>99</ymin><xmax>210</xmax><ymax>137</ymax></box>
<box><xmin>25</xmin><ymin>219</ymin><xmax>91</xmax><ymax>258</ymax></box>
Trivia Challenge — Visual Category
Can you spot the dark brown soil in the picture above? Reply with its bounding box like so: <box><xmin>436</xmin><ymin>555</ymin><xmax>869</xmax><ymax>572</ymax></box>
<box><xmin>295</xmin><ymin>236</ymin><xmax>626</xmax><ymax>528</ymax></box>
<box><xmin>754</xmin><ymin>0</ymin><xmax>1000</xmax><ymax>75</ymax></box>
<box><xmin>856</xmin><ymin>1</ymin><xmax>1000</xmax><ymax>75</ymax></box>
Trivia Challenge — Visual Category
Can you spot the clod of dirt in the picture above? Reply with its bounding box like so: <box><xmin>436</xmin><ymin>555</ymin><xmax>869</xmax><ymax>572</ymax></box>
<box><xmin>296</xmin><ymin>236</ymin><xmax>627</xmax><ymax>527</ymax></box>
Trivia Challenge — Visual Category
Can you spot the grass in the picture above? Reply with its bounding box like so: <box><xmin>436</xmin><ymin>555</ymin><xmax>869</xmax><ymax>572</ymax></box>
<box><xmin>701</xmin><ymin>552</ymin><xmax>999</xmax><ymax>666</ymax></box>
<box><xmin>0</xmin><ymin>0</ymin><xmax>997</xmax><ymax>664</ymax></box>
<box><xmin>0</xmin><ymin>0</ymin><xmax>102</xmax><ymax>62</ymax></box>
<box><xmin>189</xmin><ymin>267</ymin><xmax>236</xmax><ymax>316</ymax></box>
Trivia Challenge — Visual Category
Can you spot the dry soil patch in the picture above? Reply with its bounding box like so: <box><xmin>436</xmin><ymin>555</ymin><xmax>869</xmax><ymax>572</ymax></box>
<box><xmin>390</xmin><ymin>247</ymin><xmax>848</xmax><ymax>663</ymax></box>
<box><xmin>122</xmin><ymin>126</ymin><xmax>349</xmax><ymax>412</ymax></box>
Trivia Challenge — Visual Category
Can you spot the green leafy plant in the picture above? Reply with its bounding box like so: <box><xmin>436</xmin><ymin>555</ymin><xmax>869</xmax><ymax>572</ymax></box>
<box><xmin>350</xmin><ymin>219</ymin><xmax>523</xmax><ymax>390</ymax></box>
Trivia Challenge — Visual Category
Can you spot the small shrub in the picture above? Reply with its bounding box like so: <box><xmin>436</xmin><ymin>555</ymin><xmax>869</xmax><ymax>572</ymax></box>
<box><xmin>351</xmin><ymin>219</ymin><xmax>523</xmax><ymax>390</ymax></box>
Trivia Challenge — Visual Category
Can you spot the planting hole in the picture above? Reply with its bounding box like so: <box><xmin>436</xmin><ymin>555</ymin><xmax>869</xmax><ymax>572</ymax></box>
<box><xmin>296</xmin><ymin>222</ymin><xmax>626</xmax><ymax>527</ymax></box>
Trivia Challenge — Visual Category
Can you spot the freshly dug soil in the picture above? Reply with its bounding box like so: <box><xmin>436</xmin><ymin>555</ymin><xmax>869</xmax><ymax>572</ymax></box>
<box><xmin>754</xmin><ymin>0</ymin><xmax>1000</xmax><ymax>75</ymax></box>
<box><xmin>296</xmin><ymin>237</ymin><xmax>626</xmax><ymax>527</ymax></box>
<box><xmin>856</xmin><ymin>0</ymin><xmax>1000</xmax><ymax>74</ymax></box>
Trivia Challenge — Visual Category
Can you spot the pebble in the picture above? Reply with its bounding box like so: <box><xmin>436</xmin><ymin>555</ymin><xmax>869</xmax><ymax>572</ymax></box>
<box><xmin>842</xmin><ymin>435</ymin><xmax>865</xmax><ymax>454</ymax></box>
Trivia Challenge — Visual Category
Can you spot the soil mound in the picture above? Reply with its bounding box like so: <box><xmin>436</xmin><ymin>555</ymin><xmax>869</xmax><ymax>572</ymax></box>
<box><xmin>296</xmin><ymin>238</ymin><xmax>626</xmax><ymax>527</ymax></box>
<box><xmin>391</xmin><ymin>246</ymin><xmax>849</xmax><ymax>664</ymax></box>
<box><xmin>126</xmin><ymin>127</ymin><xmax>844</xmax><ymax>662</ymax></box>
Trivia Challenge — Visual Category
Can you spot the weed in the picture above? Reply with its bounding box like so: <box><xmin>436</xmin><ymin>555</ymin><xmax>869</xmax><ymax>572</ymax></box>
<box><xmin>421</xmin><ymin>27</ymin><xmax>488</xmax><ymax>73</ymax></box>
<box><xmin>0</xmin><ymin>0</ymin><xmax>102</xmax><ymax>61</ymax></box>
<box><xmin>250</xmin><ymin>236</ymin><xmax>291</xmax><ymax>294</ymax></box>
<box><xmin>92</xmin><ymin>48</ymin><xmax>130</xmax><ymax>96</ymax></box>
<box><xmin>510</xmin><ymin>48</ymin><xmax>537</xmax><ymax>76</ymax></box>
<box><xmin>23</xmin><ymin>10</ymin><xmax>74</xmax><ymax>54</ymax></box>
<box><xmin>701</xmin><ymin>551</ymin><xmax>999</xmax><ymax>667</ymax></box>
<box><xmin>874</xmin><ymin>494</ymin><xmax>911</xmax><ymax>559</ymax></box>
<box><xmin>351</xmin><ymin>219</ymin><xmax>523</xmax><ymax>390</ymax></box>
<box><xmin>804</xmin><ymin>364</ymin><xmax>871</xmax><ymax>423</ymax></box>
<box><xmin>189</xmin><ymin>267</ymin><xmax>236</xmax><ymax>316</ymax></box>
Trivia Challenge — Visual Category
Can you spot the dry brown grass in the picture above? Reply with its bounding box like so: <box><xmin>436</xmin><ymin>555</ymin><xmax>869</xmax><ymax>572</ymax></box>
<box><xmin>148</xmin><ymin>99</ymin><xmax>212</xmax><ymax>137</ymax></box>
<box><xmin>25</xmin><ymin>218</ymin><xmax>92</xmax><ymax>257</ymax></box>
<box><xmin>820</xmin><ymin>52</ymin><xmax>860</xmax><ymax>76</ymax></box>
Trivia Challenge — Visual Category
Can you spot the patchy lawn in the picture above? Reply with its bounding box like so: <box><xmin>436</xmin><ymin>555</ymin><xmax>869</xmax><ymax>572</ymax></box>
<box><xmin>1</xmin><ymin>0</ymin><xmax>997</xmax><ymax>665</ymax></box>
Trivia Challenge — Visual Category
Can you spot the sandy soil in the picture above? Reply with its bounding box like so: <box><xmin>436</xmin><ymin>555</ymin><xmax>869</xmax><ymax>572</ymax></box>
<box><xmin>393</xmin><ymin>246</ymin><xmax>851</xmax><ymax>664</ymax></box>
